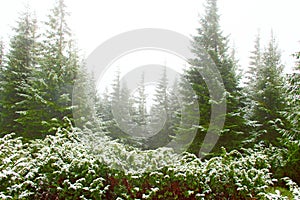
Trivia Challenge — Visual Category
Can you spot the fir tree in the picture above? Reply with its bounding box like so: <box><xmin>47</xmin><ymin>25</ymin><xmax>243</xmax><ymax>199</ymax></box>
<box><xmin>186</xmin><ymin>0</ymin><xmax>247</xmax><ymax>156</ymax></box>
<box><xmin>0</xmin><ymin>9</ymin><xmax>39</xmax><ymax>137</ymax></box>
<box><xmin>111</xmin><ymin>67</ymin><xmax>121</xmax><ymax>104</ymax></box>
<box><xmin>171</xmin><ymin>75</ymin><xmax>200</xmax><ymax>153</ymax></box>
<box><xmin>133</xmin><ymin>72</ymin><xmax>148</xmax><ymax>127</ymax></box>
<box><xmin>244</xmin><ymin>33</ymin><xmax>262</xmax><ymax>120</ymax></box>
<box><xmin>247</xmin><ymin>32</ymin><xmax>262</xmax><ymax>87</ymax></box>
<box><xmin>117</xmin><ymin>81</ymin><xmax>133</xmax><ymax>133</ymax></box>
<box><xmin>34</xmin><ymin>0</ymin><xmax>79</xmax><ymax>135</ymax></box>
<box><xmin>284</xmin><ymin>52</ymin><xmax>300</xmax><ymax>140</ymax></box>
<box><xmin>97</xmin><ymin>68</ymin><xmax>134</xmax><ymax>140</ymax></box>
<box><xmin>108</xmin><ymin>68</ymin><xmax>129</xmax><ymax>138</ymax></box>
<box><xmin>167</xmin><ymin>78</ymin><xmax>181</xmax><ymax>135</ymax></box>
<box><xmin>72</xmin><ymin>64</ymin><xmax>99</xmax><ymax>129</ymax></box>
<box><xmin>97</xmin><ymin>88</ymin><xmax>113</xmax><ymax>123</ymax></box>
<box><xmin>252</xmin><ymin>32</ymin><xmax>285</xmax><ymax>144</ymax></box>
<box><xmin>147</xmin><ymin>67</ymin><xmax>170</xmax><ymax>148</ymax></box>
<box><xmin>279</xmin><ymin>51</ymin><xmax>300</xmax><ymax>183</ymax></box>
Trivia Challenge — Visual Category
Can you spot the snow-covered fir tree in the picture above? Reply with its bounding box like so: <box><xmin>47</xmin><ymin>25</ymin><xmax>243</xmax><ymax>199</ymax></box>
<box><xmin>34</xmin><ymin>0</ymin><xmax>80</xmax><ymax>135</ymax></box>
<box><xmin>0</xmin><ymin>9</ymin><xmax>39</xmax><ymax>137</ymax></box>
<box><xmin>185</xmin><ymin>0</ymin><xmax>248</xmax><ymax>155</ymax></box>
<box><xmin>252</xmin><ymin>32</ymin><xmax>286</xmax><ymax>145</ymax></box>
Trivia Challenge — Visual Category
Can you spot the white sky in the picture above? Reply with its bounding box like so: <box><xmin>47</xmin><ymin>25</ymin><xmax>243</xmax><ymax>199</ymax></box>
<box><xmin>1</xmin><ymin>0</ymin><xmax>300</xmax><ymax>74</ymax></box>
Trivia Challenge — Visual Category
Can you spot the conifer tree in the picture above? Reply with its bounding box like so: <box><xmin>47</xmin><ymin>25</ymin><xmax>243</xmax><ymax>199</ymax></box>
<box><xmin>244</xmin><ymin>33</ymin><xmax>262</xmax><ymax>119</ymax></box>
<box><xmin>185</xmin><ymin>0</ymin><xmax>247</xmax><ymax>155</ymax></box>
<box><xmin>167</xmin><ymin>78</ymin><xmax>181</xmax><ymax>134</ymax></box>
<box><xmin>117</xmin><ymin>81</ymin><xmax>133</xmax><ymax>133</ymax></box>
<box><xmin>111</xmin><ymin>67</ymin><xmax>121</xmax><ymax>105</ymax></box>
<box><xmin>174</xmin><ymin>73</ymin><xmax>201</xmax><ymax>153</ymax></box>
<box><xmin>97</xmin><ymin>68</ymin><xmax>134</xmax><ymax>139</ymax></box>
<box><xmin>34</xmin><ymin>0</ymin><xmax>79</xmax><ymax>135</ymax></box>
<box><xmin>133</xmin><ymin>72</ymin><xmax>148</xmax><ymax>127</ymax></box>
<box><xmin>0</xmin><ymin>9</ymin><xmax>39</xmax><ymax>137</ymax></box>
<box><xmin>72</xmin><ymin>64</ymin><xmax>99</xmax><ymax>129</ymax></box>
<box><xmin>247</xmin><ymin>32</ymin><xmax>262</xmax><ymax>88</ymax></box>
<box><xmin>119</xmin><ymin>82</ymin><xmax>132</xmax><ymax>117</ymax></box>
<box><xmin>97</xmin><ymin>88</ymin><xmax>113</xmax><ymax>123</ymax></box>
<box><xmin>252</xmin><ymin>33</ymin><xmax>285</xmax><ymax>144</ymax></box>
<box><xmin>284</xmin><ymin>52</ymin><xmax>300</xmax><ymax>140</ymax></box>
<box><xmin>147</xmin><ymin>67</ymin><xmax>170</xmax><ymax>148</ymax></box>
<box><xmin>279</xmin><ymin>51</ymin><xmax>300</xmax><ymax>183</ymax></box>
<box><xmin>108</xmin><ymin>68</ymin><xmax>128</xmax><ymax>138</ymax></box>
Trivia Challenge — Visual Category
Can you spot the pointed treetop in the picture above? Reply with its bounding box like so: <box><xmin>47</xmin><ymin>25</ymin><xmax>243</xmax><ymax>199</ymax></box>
<box><xmin>194</xmin><ymin>0</ymin><xmax>227</xmax><ymax>55</ymax></box>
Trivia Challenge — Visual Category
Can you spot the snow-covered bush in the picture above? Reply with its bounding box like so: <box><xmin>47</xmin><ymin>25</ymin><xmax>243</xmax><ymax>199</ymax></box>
<box><xmin>0</xmin><ymin>127</ymin><xmax>299</xmax><ymax>199</ymax></box>
<box><xmin>78</xmin><ymin>127</ymin><xmax>180</xmax><ymax>174</ymax></box>
<box><xmin>138</xmin><ymin>148</ymin><xmax>274</xmax><ymax>199</ymax></box>
<box><xmin>0</xmin><ymin>129</ymin><xmax>113</xmax><ymax>199</ymax></box>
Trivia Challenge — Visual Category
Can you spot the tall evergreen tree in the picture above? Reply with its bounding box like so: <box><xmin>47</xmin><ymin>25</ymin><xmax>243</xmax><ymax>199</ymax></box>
<box><xmin>111</xmin><ymin>67</ymin><xmax>121</xmax><ymax>105</ymax></box>
<box><xmin>95</xmin><ymin>88</ymin><xmax>115</xmax><ymax>136</ymax></box>
<box><xmin>133</xmin><ymin>72</ymin><xmax>148</xmax><ymax>127</ymax></box>
<box><xmin>0</xmin><ymin>9</ymin><xmax>39</xmax><ymax>137</ymax></box>
<box><xmin>186</xmin><ymin>0</ymin><xmax>247</xmax><ymax>156</ymax></box>
<box><xmin>108</xmin><ymin>68</ymin><xmax>129</xmax><ymax>138</ymax></box>
<box><xmin>244</xmin><ymin>33</ymin><xmax>262</xmax><ymax>120</ymax></box>
<box><xmin>97</xmin><ymin>68</ymin><xmax>135</xmax><ymax>139</ymax></box>
<box><xmin>284</xmin><ymin>52</ymin><xmax>300</xmax><ymax>140</ymax></box>
<box><xmin>96</xmin><ymin>88</ymin><xmax>114</xmax><ymax>128</ymax></box>
<box><xmin>167</xmin><ymin>78</ymin><xmax>182</xmax><ymax>136</ymax></box>
<box><xmin>147</xmin><ymin>67</ymin><xmax>171</xmax><ymax>148</ymax></box>
<box><xmin>34</xmin><ymin>0</ymin><xmax>79</xmax><ymax>135</ymax></box>
<box><xmin>279</xmin><ymin>51</ymin><xmax>300</xmax><ymax>183</ymax></box>
<box><xmin>246</xmin><ymin>32</ymin><xmax>262</xmax><ymax>87</ymax></box>
<box><xmin>72</xmin><ymin>64</ymin><xmax>99</xmax><ymax>129</ymax></box>
<box><xmin>252</xmin><ymin>33</ymin><xmax>285</xmax><ymax>144</ymax></box>
<box><xmin>116</xmin><ymin>81</ymin><xmax>133</xmax><ymax>132</ymax></box>
<box><xmin>174</xmin><ymin>73</ymin><xmax>201</xmax><ymax>153</ymax></box>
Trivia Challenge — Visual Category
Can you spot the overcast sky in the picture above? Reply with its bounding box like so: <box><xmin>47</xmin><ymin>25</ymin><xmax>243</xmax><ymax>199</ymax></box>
<box><xmin>1</xmin><ymin>0</ymin><xmax>300</xmax><ymax>74</ymax></box>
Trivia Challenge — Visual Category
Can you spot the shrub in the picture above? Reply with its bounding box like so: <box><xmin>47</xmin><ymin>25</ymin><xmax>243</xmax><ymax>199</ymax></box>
<box><xmin>0</xmin><ymin>127</ymin><xmax>299</xmax><ymax>199</ymax></box>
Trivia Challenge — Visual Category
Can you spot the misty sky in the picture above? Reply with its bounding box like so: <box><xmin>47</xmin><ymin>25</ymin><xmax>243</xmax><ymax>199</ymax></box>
<box><xmin>1</xmin><ymin>0</ymin><xmax>300</xmax><ymax>74</ymax></box>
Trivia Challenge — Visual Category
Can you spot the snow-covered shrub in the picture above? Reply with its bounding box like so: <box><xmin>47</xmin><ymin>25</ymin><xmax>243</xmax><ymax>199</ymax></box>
<box><xmin>0</xmin><ymin>133</ymin><xmax>35</xmax><ymax>199</ymax></box>
<box><xmin>282</xmin><ymin>177</ymin><xmax>300</xmax><ymax>199</ymax></box>
<box><xmin>1</xmin><ymin>127</ymin><xmax>299</xmax><ymax>199</ymax></box>
<box><xmin>263</xmin><ymin>189</ymin><xmax>289</xmax><ymax>200</ymax></box>
<box><xmin>78</xmin><ymin>127</ymin><xmax>180</xmax><ymax>174</ymax></box>
<box><xmin>151</xmin><ymin>148</ymin><xmax>275</xmax><ymax>199</ymax></box>
<box><xmin>0</xmin><ymin>129</ymin><xmax>113</xmax><ymax>199</ymax></box>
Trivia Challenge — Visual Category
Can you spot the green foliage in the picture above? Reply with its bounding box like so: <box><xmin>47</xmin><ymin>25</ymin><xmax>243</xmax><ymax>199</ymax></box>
<box><xmin>34</xmin><ymin>0</ymin><xmax>79</xmax><ymax>135</ymax></box>
<box><xmin>246</xmin><ymin>32</ymin><xmax>286</xmax><ymax>146</ymax></box>
<box><xmin>244</xmin><ymin>32</ymin><xmax>262</xmax><ymax>122</ymax></box>
<box><xmin>0</xmin><ymin>39</ymin><xmax>5</xmax><ymax>128</ymax></box>
<box><xmin>0</xmin><ymin>0</ymin><xmax>82</xmax><ymax>139</ymax></box>
<box><xmin>133</xmin><ymin>72</ymin><xmax>148</xmax><ymax>127</ymax></box>
<box><xmin>0</xmin><ymin>1</ymin><xmax>299</xmax><ymax>199</ymax></box>
<box><xmin>96</xmin><ymin>68</ymin><xmax>133</xmax><ymax>140</ymax></box>
<box><xmin>147</xmin><ymin>67</ymin><xmax>170</xmax><ymax>148</ymax></box>
<box><xmin>147</xmin><ymin>67</ymin><xmax>181</xmax><ymax>149</ymax></box>
<box><xmin>72</xmin><ymin>64</ymin><xmax>100</xmax><ymax>129</ymax></box>
<box><xmin>0</xmin><ymin>128</ymin><xmax>111</xmax><ymax>199</ymax></box>
<box><xmin>275</xmin><ymin>53</ymin><xmax>300</xmax><ymax>184</ymax></box>
<box><xmin>1</xmin><ymin>127</ymin><xmax>299</xmax><ymax>199</ymax></box>
<box><xmin>185</xmin><ymin>0</ymin><xmax>248</xmax><ymax>156</ymax></box>
<box><xmin>0</xmin><ymin>9</ymin><xmax>39</xmax><ymax>137</ymax></box>
<box><xmin>265</xmin><ymin>187</ymin><xmax>293</xmax><ymax>200</ymax></box>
